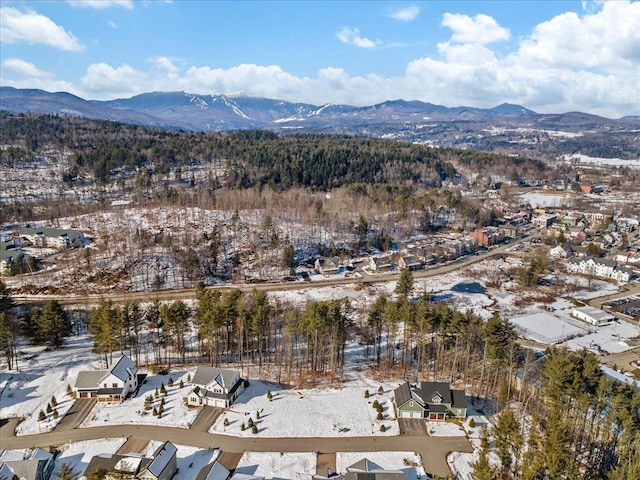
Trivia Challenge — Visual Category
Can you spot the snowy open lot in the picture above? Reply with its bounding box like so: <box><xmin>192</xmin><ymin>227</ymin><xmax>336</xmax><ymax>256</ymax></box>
<box><xmin>211</xmin><ymin>380</ymin><xmax>399</xmax><ymax>437</ymax></box>
<box><xmin>236</xmin><ymin>452</ymin><xmax>316</xmax><ymax>480</ymax></box>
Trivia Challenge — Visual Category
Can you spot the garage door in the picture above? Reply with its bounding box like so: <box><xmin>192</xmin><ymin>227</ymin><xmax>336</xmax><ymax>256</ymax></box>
<box><xmin>215</xmin><ymin>399</ymin><xmax>227</xmax><ymax>408</ymax></box>
<box><xmin>401</xmin><ymin>410</ymin><xmax>411</xmax><ymax>419</ymax></box>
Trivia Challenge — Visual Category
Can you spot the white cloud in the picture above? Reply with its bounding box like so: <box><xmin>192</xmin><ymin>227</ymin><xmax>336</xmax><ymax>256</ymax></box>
<box><xmin>441</xmin><ymin>13</ymin><xmax>510</xmax><ymax>44</ymax></box>
<box><xmin>81</xmin><ymin>63</ymin><xmax>148</xmax><ymax>97</ymax></box>
<box><xmin>66</xmin><ymin>0</ymin><xmax>134</xmax><ymax>10</ymax></box>
<box><xmin>389</xmin><ymin>6</ymin><xmax>420</xmax><ymax>22</ymax></box>
<box><xmin>515</xmin><ymin>0</ymin><xmax>640</xmax><ymax>72</ymax></box>
<box><xmin>1</xmin><ymin>58</ymin><xmax>75</xmax><ymax>92</ymax></box>
<box><xmin>6</xmin><ymin>3</ymin><xmax>637</xmax><ymax>118</ymax></box>
<box><xmin>108</xmin><ymin>20</ymin><xmax>118</xmax><ymax>29</ymax></box>
<box><xmin>0</xmin><ymin>6</ymin><xmax>85</xmax><ymax>52</ymax></box>
<box><xmin>336</xmin><ymin>27</ymin><xmax>379</xmax><ymax>48</ymax></box>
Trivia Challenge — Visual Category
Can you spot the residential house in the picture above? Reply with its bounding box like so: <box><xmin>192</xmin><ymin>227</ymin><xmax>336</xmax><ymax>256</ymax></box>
<box><xmin>313</xmin><ymin>458</ymin><xmax>406</xmax><ymax>480</ymax></box>
<box><xmin>549</xmin><ymin>243</ymin><xmax>573</xmax><ymax>259</ymax></box>
<box><xmin>74</xmin><ymin>355</ymin><xmax>138</xmax><ymax>402</ymax></box>
<box><xmin>83</xmin><ymin>441</ymin><xmax>177</xmax><ymax>480</ymax></box>
<box><xmin>186</xmin><ymin>367</ymin><xmax>245</xmax><ymax>408</ymax></box>
<box><xmin>314</xmin><ymin>256</ymin><xmax>340</xmax><ymax>275</ymax></box>
<box><xmin>19</xmin><ymin>227</ymin><xmax>84</xmax><ymax>249</ymax></box>
<box><xmin>196</xmin><ymin>460</ymin><xmax>230</xmax><ymax>480</ymax></box>
<box><xmin>0</xmin><ymin>448</ymin><xmax>55</xmax><ymax>480</ymax></box>
<box><xmin>566</xmin><ymin>257</ymin><xmax>632</xmax><ymax>283</ymax></box>
<box><xmin>394</xmin><ymin>381</ymin><xmax>467</xmax><ymax>421</ymax></box>
<box><xmin>398</xmin><ymin>255</ymin><xmax>422</xmax><ymax>271</ymax></box>
<box><xmin>368</xmin><ymin>256</ymin><xmax>394</xmax><ymax>273</ymax></box>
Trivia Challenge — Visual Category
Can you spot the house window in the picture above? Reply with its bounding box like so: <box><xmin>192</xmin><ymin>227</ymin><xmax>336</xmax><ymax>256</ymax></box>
<box><xmin>112</xmin><ymin>383</ymin><xmax>118</xmax><ymax>388</ymax></box>
<box><xmin>104</xmin><ymin>383</ymin><xmax>107</xmax><ymax>388</ymax></box>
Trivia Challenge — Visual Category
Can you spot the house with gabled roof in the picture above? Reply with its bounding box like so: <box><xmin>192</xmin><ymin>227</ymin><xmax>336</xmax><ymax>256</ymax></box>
<box><xmin>186</xmin><ymin>367</ymin><xmax>245</xmax><ymax>408</ymax></box>
<box><xmin>314</xmin><ymin>256</ymin><xmax>340</xmax><ymax>275</ymax></box>
<box><xmin>313</xmin><ymin>457</ymin><xmax>406</xmax><ymax>480</ymax></box>
<box><xmin>74</xmin><ymin>354</ymin><xmax>138</xmax><ymax>402</ymax></box>
<box><xmin>0</xmin><ymin>448</ymin><xmax>55</xmax><ymax>480</ymax></box>
<box><xmin>368</xmin><ymin>256</ymin><xmax>394</xmax><ymax>273</ymax></box>
<box><xmin>394</xmin><ymin>381</ymin><xmax>467</xmax><ymax>421</ymax></box>
<box><xmin>196</xmin><ymin>459</ymin><xmax>230</xmax><ymax>480</ymax></box>
<box><xmin>83</xmin><ymin>441</ymin><xmax>177</xmax><ymax>480</ymax></box>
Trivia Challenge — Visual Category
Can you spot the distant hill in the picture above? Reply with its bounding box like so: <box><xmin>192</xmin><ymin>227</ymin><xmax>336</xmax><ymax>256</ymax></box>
<box><xmin>2</xmin><ymin>86</ymin><xmax>638</xmax><ymax>160</ymax></box>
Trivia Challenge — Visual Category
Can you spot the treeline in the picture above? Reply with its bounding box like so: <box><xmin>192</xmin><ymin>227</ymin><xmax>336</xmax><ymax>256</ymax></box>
<box><xmin>473</xmin><ymin>348</ymin><xmax>640</xmax><ymax>480</ymax></box>
<box><xmin>1</xmin><ymin>111</ymin><xmax>544</xmax><ymax>190</ymax></box>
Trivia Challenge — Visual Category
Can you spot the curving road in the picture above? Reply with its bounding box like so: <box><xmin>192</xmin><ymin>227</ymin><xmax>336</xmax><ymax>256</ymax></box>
<box><xmin>0</xmin><ymin>420</ymin><xmax>472</xmax><ymax>478</ymax></box>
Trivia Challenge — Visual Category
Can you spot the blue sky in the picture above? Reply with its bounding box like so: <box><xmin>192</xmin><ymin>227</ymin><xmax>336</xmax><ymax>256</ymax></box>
<box><xmin>1</xmin><ymin>0</ymin><xmax>639</xmax><ymax>118</ymax></box>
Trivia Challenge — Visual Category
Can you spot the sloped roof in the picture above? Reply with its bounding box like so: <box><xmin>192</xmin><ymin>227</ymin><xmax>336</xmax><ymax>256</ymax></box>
<box><xmin>107</xmin><ymin>355</ymin><xmax>136</xmax><ymax>383</ymax></box>
<box><xmin>146</xmin><ymin>441</ymin><xmax>177</xmax><ymax>477</ymax></box>
<box><xmin>348</xmin><ymin>458</ymin><xmax>382</xmax><ymax>472</ymax></box>
<box><xmin>75</xmin><ymin>370</ymin><xmax>106</xmax><ymax>389</ymax></box>
<box><xmin>0</xmin><ymin>463</ymin><xmax>16</xmax><ymax>480</ymax></box>
<box><xmin>192</xmin><ymin>367</ymin><xmax>240</xmax><ymax>390</ymax></box>
<box><xmin>196</xmin><ymin>460</ymin><xmax>231</xmax><ymax>480</ymax></box>
<box><xmin>393</xmin><ymin>382</ymin><xmax>412</xmax><ymax>407</ymax></box>
<box><xmin>451</xmin><ymin>389</ymin><xmax>467</xmax><ymax>410</ymax></box>
<box><xmin>417</xmin><ymin>381</ymin><xmax>454</xmax><ymax>405</ymax></box>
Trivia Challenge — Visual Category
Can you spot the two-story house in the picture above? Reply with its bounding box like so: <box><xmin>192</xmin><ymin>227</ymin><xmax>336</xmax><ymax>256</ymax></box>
<box><xmin>394</xmin><ymin>381</ymin><xmax>467</xmax><ymax>421</ymax></box>
<box><xmin>186</xmin><ymin>367</ymin><xmax>245</xmax><ymax>408</ymax></box>
<box><xmin>74</xmin><ymin>355</ymin><xmax>138</xmax><ymax>402</ymax></box>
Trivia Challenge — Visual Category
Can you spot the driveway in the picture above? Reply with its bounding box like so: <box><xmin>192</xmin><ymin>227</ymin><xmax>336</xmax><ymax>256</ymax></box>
<box><xmin>398</xmin><ymin>418</ymin><xmax>428</xmax><ymax>436</ymax></box>
<box><xmin>190</xmin><ymin>406</ymin><xmax>224</xmax><ymax>432</ymax></box>
<box><xmin>53</xmin><ymin>398</ymin><xmax>96</xmax><ymax>431</ymax></box>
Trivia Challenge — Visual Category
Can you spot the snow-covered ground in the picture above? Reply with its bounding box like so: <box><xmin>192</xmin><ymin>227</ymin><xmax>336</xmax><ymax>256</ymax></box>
<box><xmin>446</xmin><ymin>406</ymin><xmax>493</xmax><ymax>480</ymax></box>
<box><xmin>562</xmin><ymin>320</ymin><xmax>640</xmax><ymax>355</ymax></box>
<box><xmin>0</xmin><ymin>335</ymin><xmax>96</xmax><ymax>435</ymax></box>
<box><xmin>562</xmin><ymin>153</ymin><xmax>640</xmax><ymax>168</ymax></box>
<box><xmin>427</xmin><ymin>421</ymin><xmax>466</xmax><ymax>437</ymax></box>
<box><xmin>211</xmin><ymin>380</ymin><xmax>399</xmax><ymax>437</ymax></box>
<box><xmin>80</xmin><ymin>371</ymin><xmax>199</xmax><ymax>429</ymax></box>
<box><xmin>336</xmin><ymin>452</ymin><xmax>426</xmax><ymax>480</ymax></box>
<box><xmin>53</xmin><ymin>438</ymin><xmax>127</xmax><ymax>479</ymax></box>
<box><xmin>236</xmin><ymin>452</ymin><xmax>316</xmax><ymax>480</ymax></box>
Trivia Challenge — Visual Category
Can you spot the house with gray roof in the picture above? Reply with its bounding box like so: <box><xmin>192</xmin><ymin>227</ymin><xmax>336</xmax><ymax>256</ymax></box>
<box><xmin>83</xmin><ymin>441</ymin><xmax>177</xmax><ymax>480</ymax></box>
<box><xmin>19</xmin><ymin>227</ymin><xmax>84</xmax><ymax>249</ymax></box>
<box><xmin>394</xmin><ymin>381</ymin><xmax>467</xmax><ymax>421</ymax></box>
<box><xmin>186</xmin><ymin>367</ymin><xmax>245</xmax><ymax>408</ymax></box>
<box><xmin>315</xmin><ymin>256</ymin><xmax>341</xmax><ymax>275</ymax></box>
<box><xmin>196</xmin><ymin>459</ymin><xmax>230</xmax><ymax>480</ymax></box>
<box><xmin>313</xmin><ymin>457</ymin><xmax>406</xmax><ymax>480</ymax></box>
<box><xmin>74</xmin><ymin>354</ymin><xmax>138</xmax><ymax>402</ymax></box>
<box><xmin>0</xmin><ymin>448</ymin><xmax>55</xmax><ymax>480</ymax></box>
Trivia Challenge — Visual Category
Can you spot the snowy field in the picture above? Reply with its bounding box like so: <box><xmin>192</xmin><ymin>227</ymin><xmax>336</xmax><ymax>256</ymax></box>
<box><xmin>211</xmin><ymin>380</ymin><xmax>400</xmax><ymax>437</ymax></box>
<box><xmin>80</xmin><ymin>371</ymin><xmax>199</xmax><ymax>429</ymax></box>
<box><xmin>236</xmin><ymin>452</ymin><xmax>316</xmax><ymax>480</ymax></box>
<box><xmin>519</xmin><ymin>191</ymin><xmax>576</xmax><ymax>208</ymax></box>
<box><xmin>563</xmin><ymin>154</ymin><xmax>640</xmax><ymax>169</ymax></box>
<box><xmin>0</xmin><ymin>335</ymin><xmax>96</xmax><ymax>435</ymax></box>
<box><xmin>336</xmin><ymin>452</ymin><xmax>426</xmax><ymax>480</ymax></box>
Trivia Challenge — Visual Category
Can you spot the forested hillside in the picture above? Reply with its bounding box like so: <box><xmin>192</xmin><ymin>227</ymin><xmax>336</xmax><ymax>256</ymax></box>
<box><xmin>0</xmin><ymin>112</ymin><xmax>545</xmax><ymax>189</ymax></box>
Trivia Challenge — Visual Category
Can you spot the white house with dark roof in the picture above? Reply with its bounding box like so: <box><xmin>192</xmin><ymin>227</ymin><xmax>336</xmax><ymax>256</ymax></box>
<box><xmin>186</xmin><ymin>367</ymin><xmax>245</xmax><ymax>408</ymax></box>
<box><xmin>74</xmin><ymin>355</ymin><xmax>138</xmax><ymax>402</ymax></box>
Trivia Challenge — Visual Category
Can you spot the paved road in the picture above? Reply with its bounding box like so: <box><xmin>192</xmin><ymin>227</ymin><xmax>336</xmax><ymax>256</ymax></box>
<box><xmin>53</xmin><ymin>398</ymin><xmax>96</xmax><ymax>432</ymax></box>
<box><xmin>0</xmin><ymin>423</ymin><xmax>472</xmax><ymax>478</ymax></box>
<box><xmin>12</xmin><ymin>232</ymin><xmax>540</xmax><ymax>308</ymax></box>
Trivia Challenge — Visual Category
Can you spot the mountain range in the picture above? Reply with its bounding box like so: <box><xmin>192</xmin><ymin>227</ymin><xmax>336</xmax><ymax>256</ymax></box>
<box><xmin>1</xmin><ymin>86</ymin><xmax>638</xmax><ymax>159</ymax></box>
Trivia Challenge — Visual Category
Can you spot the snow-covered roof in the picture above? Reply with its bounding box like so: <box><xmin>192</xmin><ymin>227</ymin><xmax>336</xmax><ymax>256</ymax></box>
<box><xmin>146</xmin><ymin>441</ymin><xmax>177</xmax><ymax>477</ymax></box>
<box><xmin>107</xmin><ymin>355</ymin><xmax>136</xmax><ymax>383</ymax></box>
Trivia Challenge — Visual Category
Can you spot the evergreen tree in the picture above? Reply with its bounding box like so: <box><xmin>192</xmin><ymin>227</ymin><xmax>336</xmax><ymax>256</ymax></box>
<box><xmin>471</xmin><ymin>426</ymin><xmax>495</xmax><ymax>480</ymax></box>
<box><xmin>395</xmin><ymin>268</ymin><xmax>414</xmax><ymax>299</ymax></box>
<box><xmin>56</xmin><ymin>463</ymin><xmax>77</xmax><ymax>480</ymax></box>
